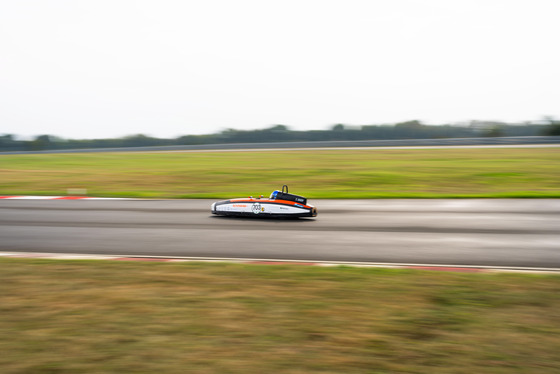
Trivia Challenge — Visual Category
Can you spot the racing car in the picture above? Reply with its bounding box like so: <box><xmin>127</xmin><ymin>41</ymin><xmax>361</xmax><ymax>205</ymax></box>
<box><xmin>211</xmin><ymin>185</ymin><xmax>317</xmax><ymax>218</ymax></box>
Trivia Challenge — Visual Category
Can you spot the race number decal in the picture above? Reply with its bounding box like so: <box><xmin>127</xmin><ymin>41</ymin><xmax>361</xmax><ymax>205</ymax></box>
<box><xmin>252</xmin><ymin>203</ymin><xmax>261</xmax><ymax>214</ymax></box>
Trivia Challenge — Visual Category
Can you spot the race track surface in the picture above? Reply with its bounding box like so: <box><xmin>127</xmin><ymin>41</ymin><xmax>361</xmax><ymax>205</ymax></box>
<box><xmin>1</xmin><ymin>199</ymin><xmax>559</xmax><ymax>268</ymax></box>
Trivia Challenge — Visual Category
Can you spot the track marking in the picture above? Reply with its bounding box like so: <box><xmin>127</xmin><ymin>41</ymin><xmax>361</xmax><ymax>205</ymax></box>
<box><xmin>0</xmin><ymin>196</ymin><xmax>137</xmax><ymax>200</ymax></box>
<box><xmin>153</xmin><ymin>144</ymin><xmax>560</xmax><ymax>154</ymax></box>
<box><xmin>1</xmin><ymin>251</ymin><xmax>559</xmax><ymax>274</ymax></box>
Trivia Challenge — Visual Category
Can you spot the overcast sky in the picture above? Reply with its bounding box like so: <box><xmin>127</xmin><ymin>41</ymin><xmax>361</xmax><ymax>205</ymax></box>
<box><xmin>1</xmin><ymin>0</ymin><xmax>558</xmax><ymax>139</ymax></box>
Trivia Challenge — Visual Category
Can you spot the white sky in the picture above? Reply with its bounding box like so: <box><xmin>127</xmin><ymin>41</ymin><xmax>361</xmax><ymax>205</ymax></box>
<box><xmin>1</xmin><ymin>0</ymin><xmax>558</xmax><ymax>139</ymax></box>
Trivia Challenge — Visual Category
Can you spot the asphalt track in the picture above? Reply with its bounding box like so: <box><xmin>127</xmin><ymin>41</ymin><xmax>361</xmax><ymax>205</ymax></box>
<box><xmin>3</xmin><ymin>135</ymin><xmax>558</xmax><ymax>155</ymax></box>
<box><xmin>1</xmin><ymin>199</ymin><xmax>559</xmax><ymax>268</ymax></box>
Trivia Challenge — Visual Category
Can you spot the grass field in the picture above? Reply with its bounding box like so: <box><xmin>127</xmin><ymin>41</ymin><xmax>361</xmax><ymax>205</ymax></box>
<box><xmin>1</xmin><ymin>258</ymin><xmax>559</xmax><ymax>373</ymax></box>
<box><xmin>1</xmin><ymin>148</ymin><xmax>559</xmax><ymax>198</ymax></box>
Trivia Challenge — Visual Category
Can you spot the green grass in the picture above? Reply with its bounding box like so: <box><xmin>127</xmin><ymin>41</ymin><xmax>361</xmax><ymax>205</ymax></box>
<box><xmin>1</xmin><ymin>258</ymin><xmax>560</xmax><ymax>373</ymax></box>
<box><xmin>1</xmin><ymin>148</ymin><xmax>559</xmax><ymax>198</ymax></box>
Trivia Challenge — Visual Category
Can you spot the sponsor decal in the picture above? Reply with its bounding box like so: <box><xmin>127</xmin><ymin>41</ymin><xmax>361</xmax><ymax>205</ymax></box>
<box><xmin>232</xmin><ymin>204</ymin><xmax>247</xmax><ymax>208</ymax></box>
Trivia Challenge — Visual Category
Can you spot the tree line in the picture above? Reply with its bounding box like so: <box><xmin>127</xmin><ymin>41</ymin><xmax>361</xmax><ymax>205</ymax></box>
<box><xmin>1</xmin><ymin>119</ymin><xmax>559</xmax><ymax>152</ymax></box>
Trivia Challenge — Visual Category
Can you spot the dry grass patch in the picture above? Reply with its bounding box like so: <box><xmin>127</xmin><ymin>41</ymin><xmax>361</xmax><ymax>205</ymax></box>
<box><xmin>1</xmin><ymin>259</ymin><xmax>560</xmax><ymax>373</ymax></box>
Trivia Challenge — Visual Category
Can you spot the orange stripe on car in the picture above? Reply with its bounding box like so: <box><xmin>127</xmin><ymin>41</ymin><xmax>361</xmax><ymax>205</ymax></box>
<box><xmin>229</xmin><ymin>198</ymin><xmax>312</xmax><ymax>208</ymax></box>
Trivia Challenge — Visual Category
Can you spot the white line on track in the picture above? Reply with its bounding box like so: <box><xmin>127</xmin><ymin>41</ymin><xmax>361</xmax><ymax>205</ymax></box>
<box><xmin>0</xmin><ymin>196</ymin><xmax>137</xmax><ymax>200</ymax></box>
<box><xmin>153</xmin><ymin>144</ymin><xmax>560</xmax><ymax>153</ymax></box>
<box><xmin>2</xmin><ymin>251</ymin><xmax>559</xmax><ymax>274</ymax></box>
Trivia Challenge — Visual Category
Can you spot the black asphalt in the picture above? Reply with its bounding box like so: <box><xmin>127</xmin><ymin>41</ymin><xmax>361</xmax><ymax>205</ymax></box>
<box><xmin>1</xmin><ymin>199</ymin><xmax>559</xmax><ymax>268</ymax></box>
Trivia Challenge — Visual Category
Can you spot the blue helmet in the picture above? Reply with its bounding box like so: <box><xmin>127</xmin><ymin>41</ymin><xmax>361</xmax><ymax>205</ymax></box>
<box><xmin>270</xmin><ymin>190</ymin><xmax>279</xmax><ymax>200</ymax></box>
